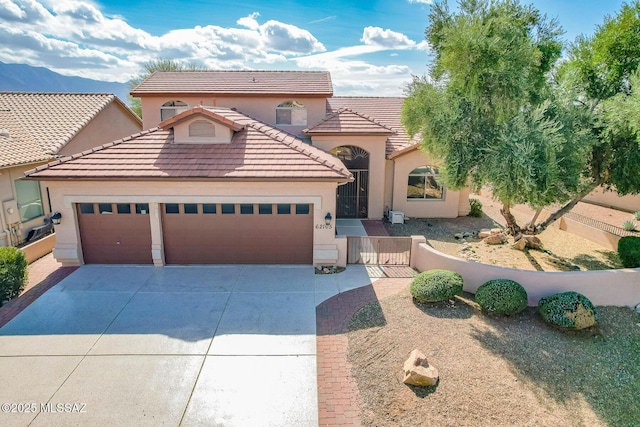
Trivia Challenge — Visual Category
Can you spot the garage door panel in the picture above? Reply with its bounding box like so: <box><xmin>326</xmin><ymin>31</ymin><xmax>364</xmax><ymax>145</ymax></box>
<box><xmin>77</xmin><ymin>203</ymin><xmax>152</xmax><ymax>264</ymax></box>
<box><xmin>162</xmin><ymin>203</ymin><xmax>313</xmax><ymax>264</ymax></box>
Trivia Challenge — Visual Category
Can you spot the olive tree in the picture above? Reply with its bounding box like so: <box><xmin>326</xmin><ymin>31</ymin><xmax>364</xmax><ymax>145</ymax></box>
<box><xmin>402</xmin><ymin>0</ymin><xmax>593</xmax><ymax>234</ymax></box>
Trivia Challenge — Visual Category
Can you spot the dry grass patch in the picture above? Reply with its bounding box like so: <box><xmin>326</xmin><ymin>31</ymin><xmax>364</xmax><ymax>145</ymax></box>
<box><xmin>347</xmin><ymin>289</ymin><xmax>640</xmax><ymax>427</ymax></box>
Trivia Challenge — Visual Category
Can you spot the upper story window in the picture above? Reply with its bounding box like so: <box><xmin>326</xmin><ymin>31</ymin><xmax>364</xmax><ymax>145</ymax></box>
<box><xmin>407</xmin><ymin>166</ymin><xmax>445</xmax><ymax>200</ymax></box>
<box><xmin>160</xmin><ymin>100</ymin><xmax>188</xmax><ymax>121</ymax></box>
<box><xmin>189</xmin><ymin>120</ymin><xmax>216</xmax><ymax>137</ymax></box>
<box><xmin>276</xmin><ymin>101</ymin><xmax>307</xmax><ymax>126</ymax></box>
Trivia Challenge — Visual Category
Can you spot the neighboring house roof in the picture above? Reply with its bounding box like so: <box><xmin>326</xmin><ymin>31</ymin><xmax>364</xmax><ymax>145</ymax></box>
<box><xmin>131</xmin><ymin>71</ymin><xmax>333</xmax><ymax>97</ymax></box>
<box><xmin>303</xmin><ymin>108</ymin><xmax>396</xmax><ymax>136</ymax></box>
<box><xmin>25</xmin><ymin>106</ymin><xmax>353</xmax><ymax>182</ymax></box>
<box><xmin>326</xmin><ymin>97</ymin><xmax>418</xmax><ymax>157</ymax></box>
<box><xmin>0</xmin><ymin>92</ymin><xmax>141</xmax><ymax>169</ymax></box>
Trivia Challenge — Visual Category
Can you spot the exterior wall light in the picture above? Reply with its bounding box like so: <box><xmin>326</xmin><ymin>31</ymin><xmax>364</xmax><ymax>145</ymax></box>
<box><xmin>324</xmin><ymin>212</ymin><xmax>332</xmax><ymax>225</ymax></box>
<box><xmin>51</xmin><ymin>212</ymin><xmax>62</xmax><ymax>225</ymax></box>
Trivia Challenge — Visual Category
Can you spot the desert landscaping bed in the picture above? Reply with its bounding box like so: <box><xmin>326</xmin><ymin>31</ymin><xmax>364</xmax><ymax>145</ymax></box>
<box><xmin>347</xmin><ymin>289</ymin><xmax>640</xmax><ymax>427</ymax></box>
<box><xmin>385</xmin><ymin>196</ymin><xmax>627</xmax><ymax>272</ymax></box>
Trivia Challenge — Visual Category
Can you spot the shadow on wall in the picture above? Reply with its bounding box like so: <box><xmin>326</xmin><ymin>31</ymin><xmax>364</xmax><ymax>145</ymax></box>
<box><xmin>411</xmin><ymin>243</ymin><xmax>640</xmax><ymax>307</ymax></box>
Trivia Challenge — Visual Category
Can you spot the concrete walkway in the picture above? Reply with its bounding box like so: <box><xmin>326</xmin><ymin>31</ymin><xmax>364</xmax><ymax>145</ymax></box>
<box><xmin>0</xmin><ymin>262</ymin><xmax>385</xmax><ymax>427</ymax></box>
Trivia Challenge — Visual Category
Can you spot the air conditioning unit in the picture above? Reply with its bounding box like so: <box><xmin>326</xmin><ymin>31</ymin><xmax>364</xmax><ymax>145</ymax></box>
<box><xmin>389</xmin><ymin>210</ymin><xmax>405</xmax><ymax>224</ymax></box>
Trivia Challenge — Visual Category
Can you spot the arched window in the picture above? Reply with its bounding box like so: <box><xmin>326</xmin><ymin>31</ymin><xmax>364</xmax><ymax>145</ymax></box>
<box><xmin>189</xmin><ymin>120</ymin><xmax>216</xmax><ymax>137</ymax></box>
<box><xmin>276</xmin><ymin>100</ymin><xmax>307</xmax><ymax>126</ymax></box>
<box><xmin>407</xmin><ymin>166</ymin><xmax>444</xmax><ymax>200</ymax></box>
<box><xmin>161</xmin><ymin>100</ymin><xmax>188</xmax><ymax>121</ymax></box>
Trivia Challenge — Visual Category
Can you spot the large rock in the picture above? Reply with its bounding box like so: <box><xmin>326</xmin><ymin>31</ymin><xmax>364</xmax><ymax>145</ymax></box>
<box><xmin>478</xmin><ymin>229</ymin><xmax>492</xmax><ymax>238</ymax></box>
<box><xmin>483</xmin><ymin>233</ymin><xmax>507</xmax><ymax>245</ymax></box>
<box><xmin>523</xmin><ymin>235</ymin><xmax>543</xmax><ymax>249</ymax></box>
<box><xmin>402</xmin><ymin>349</ymin><xmax>439</xmax><ymax>387</ymax></box>
<box><xmin>512</xmin><ymin>238</ymin><xmax>527</xmax><ymax>250</ymax></box>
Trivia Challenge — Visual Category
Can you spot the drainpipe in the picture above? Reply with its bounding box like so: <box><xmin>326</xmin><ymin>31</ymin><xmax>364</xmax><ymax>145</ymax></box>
<box><xmin>0</xmin><ymin>204</ymin><xmax>13</xmax><ymax>247</ymax></box>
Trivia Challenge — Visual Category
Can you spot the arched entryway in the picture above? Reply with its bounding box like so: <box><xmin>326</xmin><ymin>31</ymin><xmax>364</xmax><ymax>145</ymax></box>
<box><xmin>331</xmin><ymin>146</ymin><xmax>369</xmax><ymax>218</ymax></box>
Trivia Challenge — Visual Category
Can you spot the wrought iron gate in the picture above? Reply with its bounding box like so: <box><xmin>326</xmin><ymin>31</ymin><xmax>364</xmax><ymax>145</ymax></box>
<box><xmin>337</xmin><ymin>169</ymin><xmax>369</xmax><ymax>218</ymax></box>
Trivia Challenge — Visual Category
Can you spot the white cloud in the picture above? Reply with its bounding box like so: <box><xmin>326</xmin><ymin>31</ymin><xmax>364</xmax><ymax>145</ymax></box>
<box><xmin>407</xmin><ymin>0</ymin><xmax>433</xmax><ymax>4</ymax></box>
<box><xmin>237</xmin><ymin>12</ymin><xmax>260</xmax><ymax>30</ymax></box>
<box><xmin>361</xmin><ymin>26</ymin><xmax>417</xmax><ymax>49</ymax></box>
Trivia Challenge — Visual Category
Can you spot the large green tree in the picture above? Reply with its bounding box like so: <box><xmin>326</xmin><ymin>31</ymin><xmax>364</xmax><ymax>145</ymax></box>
<box><xmin>128</xmin><ymin>58</ymin><xmax>207</xmax><ymax>118</ymax></box>
<box><xmin>402</xmin><ymin>0</ymin><xmax>593</xmax><ymax>235</ymax></box>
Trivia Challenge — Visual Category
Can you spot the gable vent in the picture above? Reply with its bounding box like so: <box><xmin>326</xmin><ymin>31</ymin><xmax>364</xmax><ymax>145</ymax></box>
<box><xmin>189</xmin><ymin>120</ymin><xmax>216</xmax><ymax>138</ymax></box>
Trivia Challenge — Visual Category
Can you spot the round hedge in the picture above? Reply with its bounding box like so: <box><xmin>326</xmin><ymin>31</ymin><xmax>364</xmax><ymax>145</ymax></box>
<box><xmin>410</xmin><ymin>269</ymin><xmax>463</xmax><ymax>303</ymax></box>
<box><xmin>538</xmin><ymin>291</ymin><xmax>598</xmax><ymax>330</ymax></box>
<box><xmin>475</xmin><ymin>279</ymin><xmax>528</xmax><ymax>315</ymax></box>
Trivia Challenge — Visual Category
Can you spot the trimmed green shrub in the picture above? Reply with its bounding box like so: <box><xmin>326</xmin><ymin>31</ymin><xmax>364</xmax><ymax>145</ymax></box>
<box><xmin>410</xmin><ymin>269</ymin><xmax>463</xmax><ymax>303</ymax></box>
<box><xmin>475</xmin><ymin>279</ymin><xmax>528</xmax><ymax>315</ymax></box>
<box><xmin>622</xmin><ymin>220</ymin><xmax>637</xmax><ymax>231</ymax></box>
<box><xmin>618</xmin><ymin>236</ymin><xmax>640</xmax><ymax>268</ymax></box>
<box><xmin>538</xmin><ymin>291</ymin><xmax>598</xmax><ymax>330</ymax></box>
<box><xmin>468</xmin><ymin>198</ymin><xmax>483</xmax><ymax>218</ymax></box>
<box><xmin>0</xmin><ymin>247</ymin><xmax>28</xmax><ymax>306</ymax></box>
<box><xmin>634</xmin><ymin>211</ymin><xmax>640</xmax><ymax>221</ymax></box>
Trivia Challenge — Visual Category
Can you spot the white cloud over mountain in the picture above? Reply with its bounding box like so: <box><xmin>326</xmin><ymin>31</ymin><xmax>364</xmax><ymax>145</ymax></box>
<box><xmin>0</xmin><ymin>0</ymin><xmax>429</xmax><ymax>95</ymax></box>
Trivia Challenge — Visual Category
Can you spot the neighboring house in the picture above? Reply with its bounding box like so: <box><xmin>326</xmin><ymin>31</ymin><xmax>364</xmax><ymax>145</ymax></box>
<box><xmin>25</xmin><ymin>71</ymin><xmax>469</xmax><ymax>266</ymax></box>
<box><xmin>0</xmin><ymin>92</ymin><xmax>142</xmax><ymax>246</ymax></box>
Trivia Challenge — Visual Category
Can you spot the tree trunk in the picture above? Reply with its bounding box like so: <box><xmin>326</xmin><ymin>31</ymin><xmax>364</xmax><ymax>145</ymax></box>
<box><xmin>524</xmin><ymin>208</ymin><xmax>544</xmax><ymax>233</ymax></box>
<box><xmin>534</xmin><ymin>184</ymin><xmax>600</xmax><ymax>232</ymax></box>
<box><xmin>500</xmin><ymin>203</ymin><xmax>521</xmax><ymax>235</ymax></box>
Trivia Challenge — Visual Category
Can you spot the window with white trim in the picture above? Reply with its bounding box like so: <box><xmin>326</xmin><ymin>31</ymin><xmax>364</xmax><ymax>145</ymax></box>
<box><xmin>15</xmin><ymin>180</ymin><xmax>44</xmax><ymax>222</ymax></box>
<box><xmin>407</xmin><ymin>166</ymin><xmax>444</xmax><ymax>200</ymax></box>
<box><xmin>276</xmin><ymin>100</ymin><xmax>307</xmax><ymax>126</ymax></box>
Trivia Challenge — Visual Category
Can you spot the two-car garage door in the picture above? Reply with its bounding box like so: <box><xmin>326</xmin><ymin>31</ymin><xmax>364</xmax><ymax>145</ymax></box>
<box><xmin>77</xmin><ymin>202</ymin><xmax>313</xmax><ymax>264</ymax></box>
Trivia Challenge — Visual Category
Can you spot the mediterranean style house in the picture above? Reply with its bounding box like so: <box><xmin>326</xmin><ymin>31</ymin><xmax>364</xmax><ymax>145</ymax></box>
<box><xmin>25</xmin><ymin>71</ymin><xmax>469</xmax><ymax>266</ymax></box>
<box><xmin>0</xmin><ymin>92</ymin><xmax>142</xmax><ymax>246</ymax></box>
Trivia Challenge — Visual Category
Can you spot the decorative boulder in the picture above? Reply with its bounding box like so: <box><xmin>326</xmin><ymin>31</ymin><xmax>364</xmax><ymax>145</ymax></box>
<box><xmin>478</xmin><ymin>229</ymin><xmax>492</xmax><ymax>238</ymax></box>
<box><xmin>538</xmin><ymin>291</ymin><xmax>598</xmax><ymax>330</ymax></box>
<box><xmin>523</xmin><ymin>235</ymin><xmax>543</xmax><ymax>249</ymax></box>
<box><xmin>512</xmin><ymin>238</ymin><xmax>527</xmax><ymax>250</ymax></box>
<box><xmin>403</xmin><ymin>349</ymin><xmax>439</xmax><ymax>386</ymax></box>
<box><xmin>483</xmin><ymin>233</ymin><xmax>507</xmax><ymax>245</ymax></box>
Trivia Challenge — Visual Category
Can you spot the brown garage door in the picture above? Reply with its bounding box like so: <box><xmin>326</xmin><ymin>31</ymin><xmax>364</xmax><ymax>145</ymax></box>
<box><xmin>162</xmin><ymin>203</ymin><xmax>313</xmax><ymax>264</ymax></box>
<box><xmin>77</xmin><ymin>203</ymin><xmax>153</xmax><ymax>264</ymax></box>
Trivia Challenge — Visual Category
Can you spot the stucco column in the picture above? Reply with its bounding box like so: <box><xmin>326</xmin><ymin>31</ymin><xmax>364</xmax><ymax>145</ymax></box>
<box><xmin>149</xmin><ymin>202</ymin><xmax>165</xmax><ymax>266</ymax></box>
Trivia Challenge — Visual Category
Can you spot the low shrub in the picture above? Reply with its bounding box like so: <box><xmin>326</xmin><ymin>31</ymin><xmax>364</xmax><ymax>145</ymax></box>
<box><xmin>410</xmin><ymin>269</ymin><xmax>463</xmax><ymax>303</ymax></box>
<box><xmin>634</xmin><ymin>211</ymin><xmax>640</xmax><ymax>221</ymax></box>
<box><xmin>622</xmin><ymin>220</ymin><xmax>637</xmax><ymax>231</ymax></box>
<box><xmin>0</xmin><ymin>247</ymin><xmax>28</xmax><ymax>306</ymax></box>
<box><xmin>538</xmin><ymin>291</ymin><xmax>598</xmax><ymax>330</ymax></box>
<box><xmin>468</xmin><ymin>198</ymin><xmax>483</xmax><ymax>218</ymax></box>
<box><xmin>474</xmin><ymin>279</ymin><xmax>528</xmax><ymax>315</ymax></box>
<box><xmin>618</xmin><ymin>236</ymin><xmax>640</xmax><ymax>268</ymax></box>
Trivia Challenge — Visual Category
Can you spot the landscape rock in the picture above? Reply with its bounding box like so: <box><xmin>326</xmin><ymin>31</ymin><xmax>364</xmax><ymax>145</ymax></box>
<box><xmin>454</xmin><ymin>233</ymin><xmax>464</xmax><ymax>240</ymax></box>
<box><xmin>462</xmin><ymin>232</ymin><xmax>472</xmax><ymax>238</ymax></box>
<box><xmin>512</xmin><ymin>238</ymin><xmax>527</xmax><ymax>250</ymax></box>
<box><xmin>402</xmin><ymin>349</ymin><xmax>439</xmax><ymax>387</ymax></box>
<box><xmin>491</xmin><ymin>228</ymin><xmax>503</xmax><ymax>234</ymax></box>
<box><xmin>478</xmin><ymin>229</ymin><xmax>492</xmax><ymax>238</ymax></box>
<box><xmin>523</xmin><ymin>235</ymin><xmax>543</xmax><ymax>250</ymax></box>
<box><xmin>483</xmin><ymin>233</ymin><xmax>507</xmax><ymax>245</ymax></box>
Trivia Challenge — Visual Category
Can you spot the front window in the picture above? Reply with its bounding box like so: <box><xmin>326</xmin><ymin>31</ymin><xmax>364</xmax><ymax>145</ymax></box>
<box><xmin>276</xmin><ymin>101</ymin><xmax>307</xmax><ymax>126</ymax></box>
<box><xmin>161</xmin><ymin>100</ymin><xmax>188</xmax><ymax>121</ymax></box>
<box><xmin>15</xmin><ymin>180</ymin><xmax>44</xmax><ymax>222</ymax></box>
<box><xmin>407</xmin><ymin>166</ymin><xmax>444</xmax><ymax>200</ymax></box>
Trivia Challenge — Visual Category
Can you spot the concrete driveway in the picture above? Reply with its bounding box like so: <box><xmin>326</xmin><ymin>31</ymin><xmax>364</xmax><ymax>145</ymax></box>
<box><xmin>0</xmin><ymin>264</ymin><xmax>379</xmax><ymax>427</ymax></box>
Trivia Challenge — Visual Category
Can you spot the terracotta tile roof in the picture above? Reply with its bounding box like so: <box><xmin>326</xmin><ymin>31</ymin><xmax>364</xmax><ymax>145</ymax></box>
<box><xmin>303</xmin><ymin>108</ymin><xmax>395</xmax><ymax>136</ymax></box>
<box><xmin>131</xmin><ymin>71</ymin><xmax>333</xmax><ymax>97</ymax></box>
<box><xmin>0</xmin><ymin>92</ymin><xmax>140</xmax><ymax>168</ymax></box>
<box><xmin>326</xmin><ymin>97</ymin><xmax>418</xmax><ymax>157</ymax></box>
<box><xmin>25</xmin><ymin>107</ymin><xmax>352</xmax><ymax>182</ymax></box>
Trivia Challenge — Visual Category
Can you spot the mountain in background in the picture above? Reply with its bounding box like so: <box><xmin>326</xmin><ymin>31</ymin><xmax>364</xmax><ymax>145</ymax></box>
<box><xmin>0</xmin><ymin>61</ymin><xmax>130</xmax><ymax>103</ymax></box>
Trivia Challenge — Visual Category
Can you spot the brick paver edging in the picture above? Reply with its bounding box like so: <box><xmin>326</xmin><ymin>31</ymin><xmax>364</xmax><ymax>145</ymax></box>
<box><xmin>316</xmin><ymin>278</ymin><xmax>411</xmax><ymax>427</ymax></box>
<box><xmin>0</xmin><ymin>265</ymin><xmax>78</xmax><ymax>328</ymax></box>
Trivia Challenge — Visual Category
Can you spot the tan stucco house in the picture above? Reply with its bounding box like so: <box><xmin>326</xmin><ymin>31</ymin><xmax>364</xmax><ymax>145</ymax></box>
<box><xmin>25</xmin><ymin>71</ymin><xmax>469</xmax><ymax>266</ymax></box>
<box><xmin>0</xmin><ymin>92</ymin><xmax>142</xmax><ymax>246</ymax></box>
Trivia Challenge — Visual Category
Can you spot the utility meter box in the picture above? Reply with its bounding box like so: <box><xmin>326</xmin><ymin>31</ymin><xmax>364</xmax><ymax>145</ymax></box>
<box><xmin>389</xmin><ymin>211</ymin><xmax>405</xmax><ymax>224</ymax></box>
<box><xmin>2</xmin><ymin>199</ymin><xmax>20</xmax><ymax>225</ymax></box>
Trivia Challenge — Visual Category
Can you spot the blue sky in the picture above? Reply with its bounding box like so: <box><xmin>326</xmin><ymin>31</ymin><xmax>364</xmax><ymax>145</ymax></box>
<box><xmin>0</xmin><ymin>0</ymin><xmax>628</xmax><ymax>95</ymax></box>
